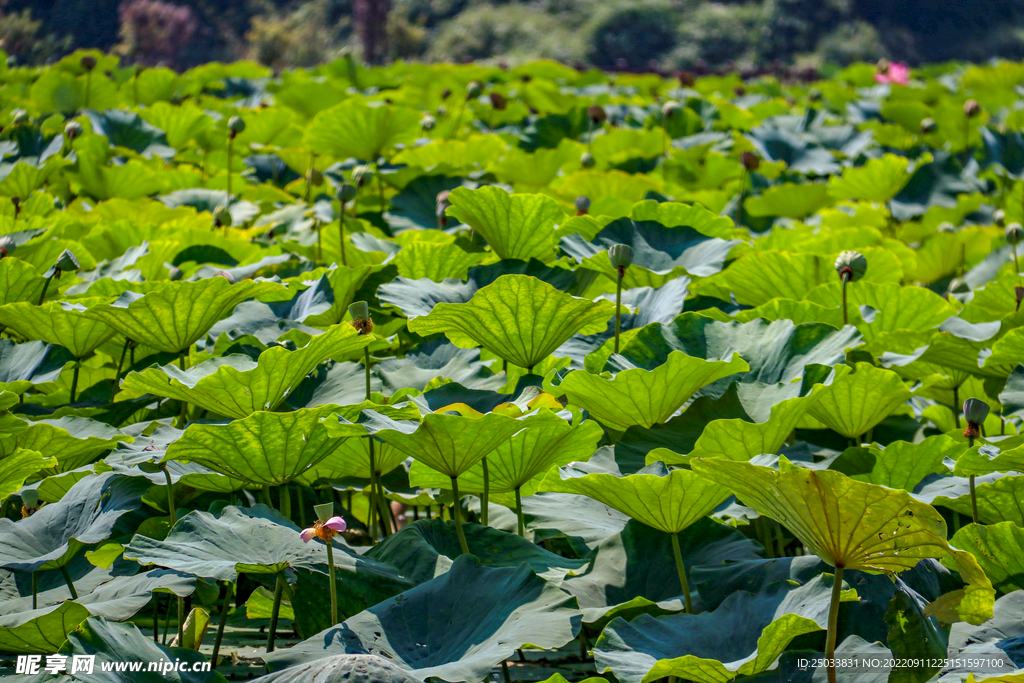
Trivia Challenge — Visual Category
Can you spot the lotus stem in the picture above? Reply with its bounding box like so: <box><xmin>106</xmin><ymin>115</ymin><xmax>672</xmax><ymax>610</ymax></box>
<box><xmin>163</xmin><ymin>466</ymin><xmax>184</xmax><ymax>645</ymax></box>
<box><xmin>153</xmin><ymin>594</ymin><xmax>160</xmax><ymax>642</ymax></box>
<box><xmin>825</xmin><ymin>565</ymin><xmax>844</xmax><ymax>683</ymax></box>
<box><xmin>260</xmin><ymin>485</ymin><xmax>273</xmax><ymax>509</ymax></box>
<box><xmin>737</xmin><ymin>169</ymin><xmax>747</xmax><ymax>229</ymax></box>
<box><xmin>38</xmin><ymin>274</ymin><xmax>54</xmax><ymax>305</ymax></box>
<box><xmin>375</xmin><ymin>468</ymin><xmax>391</xmax><ymax>538</ymax></box>
<box><xmin>60</xmin><ymin>565</ymin><xmax>78</xmax><ymax>600</ymax></box>
<box><xmin>111</xmin><ymin>338</ymin><xmax>131</xmax><ymax>402</ymax></box>
<box><xmin>31</xmin><ymin>571</ymin><xmax>37</xmax><ymax>609</ymax></box>
<box><xmin>515</xmin><ymin>486</ymin><xmax>525</xmax><ymax>537</ymax></box>
<box><xmin>325</xmin><ymin>541</ymin><xmax>338</xmax><ymax>625</ymax></box>
<box><xmin>364</xmin><ymin>347</ymin><xmax>372</xmax><ymax>400</ymax></box>
<box><xmin>502</xmin><ymin>660</ymin><xmax>512</xmax><ymax>683</ymax></box>
<box><xmin>669</xmin><ymin>532</ymin><xmax>692</xmax><ymax>614</ymax></box>
<box><xmin>339</xmin><ymin>216</ymin><xmax>347</xmax><ymax>266</ymax></box>
<box><xmin>968</xmin><ymin>435</ymin><xmax>979</xmax><ymax>525</ymax></box>
<box><xmin>376</xmin><ymin>161</ymin><xmax>386</xmax><ymax>211</ymax></box>
<box><xmin>266</xmin><ymin>571</ymin><xmax>286</xmax><ymax>653</ymax></box>
<box><xmin>279</xmin><ymin>484</ymin><xmax>291</xmax><ymax>520</ymax></box>
<box><xmin>450</xmin><ymin>475</ymin><xmax>470</xmax><ymax>555</ymax></box>
<box><xmin>952</xmin><ymin>385</ymin><xmax>961</xmax><ymax>429</ymax></box>
<box><xmin>315</xmin><ymin>219</ymin><xmax>322</xmax><ymax>262</ymax></box>
<box><xmin>211</xmin><ymin>582</ymin><xmax>231</xmax><ymax>667</ymax></box>
<box><xmin>449</xmin><ymin>99</ymin><xmax>466</xmax><ymax>140</ymax></box>
<box><xmin>84</xmin><ymin>72</ymin><xmax>91</xmax><ymax>110</ymax></box>
<box><xmin>226</xmin><ymin>138</ymin><xmax>233</xmax><ymax>208</ymax></box>
<box><xmin>614</xmin><ymin>267</ymin><xmax>624</xmax><ymax>353</ymax></box>
<box><xmin>367</xmin><ymin>439</ymin><xmax>379</xmax><ymax>541</ymax></box>
<box><xmin>481</xmin><ymin>458</ymin><xmax>489</xmax><ymax>526</ymax></box>
<box><xmin>69</xmin><ymin>361</ymin><xmax>80</xmax><ymax>403</ymax></box>
<box><xmin>841</xmin><ymin>273</ymin><xmax>849</xmax><ymax>326</ymax></box>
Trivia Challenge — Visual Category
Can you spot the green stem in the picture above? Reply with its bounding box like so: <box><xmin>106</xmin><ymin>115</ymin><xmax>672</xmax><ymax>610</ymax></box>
<box><xmin>260</xmin><ymin>485</ymin><xmax>273</xmax><ymax>509</ymax></box>
<box><xmin>841</xmin><ymin>274</ymin><xmax>849</xmax><ymax>326</ymax></box>
<box><xmin>368</xmin><ymin>439</ymin><xmax>378</xmax><ymax>541</ymax></box>
<box><xmin>953</xmin><ymin>385</ymin><xmax>961</xmax><ymax>429</ymax></box>
<box><xmin>364</xmin><ymin>347</ymin><xmax>372</xmax><ymax>400</ymax></box>
<box><xmin>163</xmin><ymin>466</ymin><xmax>184</xmax><ymax>645</ymax></box>
<box><xmin>226</xmin><ymin>139</ymin><xmax>233</xmax><ymax>207</ymax></box>
<box><xmin>266</xmin><ymin>571</ymin><xmax>286</xmax><ymax>653</ymax></box>
<box><xmin>515</xmin><ymin>486</ymin><xmax>525</xmax><ymax>537</ymax></box>
<box><xmin>69</xmin><ymin>361</ymin><xmax>80</xmax><ymax>403</ymax></box>
<box><xmin>825</xmin><ymin>565</ymin><xmax>844</xmax><ymax>683</ymax></box>
<box><xmin>737</xmin><ymin>169</ymin><xmax>747</xmax><ymax>229</ymax></box>
<box><xmin>669</xmin><ymin>532</ymin><xmax>692</xmax><ymax>614</ymax></box>
<box><xmin>279</xmin><ymin>484</ymin><xmax>291</xmax><ymax>520</ymax></box>
<box><xmin>614</xmin><ymin>267</ymin><xmax>623</xmax><ymax>354</ymax></box>
<box><xmin>449</xmin><ymin>100</ymin><xmax>466</xmax><ymax>140</ymax></box>
<box><xmin>969</xmin><ymin>436</ymin><xmax>979</xmax><ymax>524</ymax></box>
<box><xmin>153</xmin><ymin>594</ymin><xmax>160</xmax><ymax>642</ymax></box>
<box><xmin>481</xmin><ymin>458</ymin><xmax>489</xmax><ymax>526</ymax></box>
<box><xmin>211</xmin><ymin>582</ymin><xmax>231</xmax><ymax>667</ymax></box>
<box><xmin>84</xmin><ymin>72</ymin><xmax>91</xmax><ymax>109</ymax></box>
<box><xmin>111</xmin><ymin>338</ymin><xmax>131</xmax><ymax>402</ymax></box>
<box><xmin>375</xmin><ymin>469</ymin><xmax>391</xmax><ymax>538</ymax></box>
<box><xmin>450</xmin><ymin>475</ymin><xmax>469</xmax><ymax>555</ymax></box>
<box><xmin>60</xmin><ymin>565</ymin><xmax>79</xmax><ymax>600</ymax></box>
<box><xmin>376</xmin><ymin>161</ymin><xmax>386</xmax><ymax>211</ymax></box>
<box><xmin>32</xmin><ymin>571</ymin><xmax>37</xmax><ymax>610</ymax></box>
<box><xmin>38</xmin><ymin>274</ymin><xmax>54</xmax><ymax>305</ymax></box>
<box><xmin>339</xmin><ymin>216</ymin><xmax>347</xmax><ymax>266</ymax></box>
<box><xmin>325</xmin><ymin>542</ymin><xmax>338</xmax><ymax>625</ymax></box>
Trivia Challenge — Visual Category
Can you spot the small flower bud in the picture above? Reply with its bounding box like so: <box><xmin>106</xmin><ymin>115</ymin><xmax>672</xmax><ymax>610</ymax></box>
<box><xmin>227</xmin><ymin>115</ymin><xmax>245</xmax><ymax>138</ymax></box>
<box><xmin>677</xmin><ymin>70</ymin><xmax>695</xmax><ymax>88</ymax></box>
<box><xmin>608</xmin><ymin>244</ymin><xmax>633</xmax><ymax>270</ymax></box>
<box><xmin>353</xmin><ymin>165</ymin><xmax>373</xmax><ymax>187</ymax></box>
<box><xmin>587</xmin><ymin>105</ymin><xmax>607</xmax><ymax>125</ymax></box>
<box><xmin>436</xmin><ymin>104</ymin><xmax>448</xmax><ymax>117</ymax></box>
<box><xmin>994</xmin><ymin>209</ymin><xmax>1006</xmax><ymax>227</ymax></box>
<box><xmin>574</xmin><ymin>196</ymin><xmax>590</xmax><ymax>215</ymax></box>
<box><xmin>920</xmin><ymin>117</ymin><xmax>938</xmax><ymax>134</ymax></box>
<box><xmin>214</xmin><ymin>270</ymin><xmax>235</xmax><ymax>283</ymax></box>
<box><xmin>64</xmin><ymin>120</ymin><xmax>82</xmax><ymax>139</ymax></box>
<box><xmin>80</xmin><ymin>55</ymin><xmax>97</xmax><ymax>72</ymax></box>
<box><xmin>963</xmin><ymin>397</ymin><xmax>990</xmax><ymax>439</ymax></box>
<box><xmin>167</xmin><ymin>264</ymin><xmax>183</xmax><ymax>281</ymax></box>
<box><xmin>580</xmin><ymin>152</ymin><xmax>595</xmax><ymax>169</ymax></box>
<box><xmin>662</xmin><ymin>101</ymin><xmax>681</xmax><ymax>119</ymax></box>
<box><xmin>466</xmin><ymin>81</ymin><xmax>482</xmax><ymax>99</ymax></box>
<box><xmin>937</xmin><ymin>222</ymin><xmax>957</xmax><ymax>234</ymax></box>
<box><xmin>337</xmin><ymin>183</ymin><xmax>357</xmax><ymax>203</ymax></box>
<box><xmin>835</xmin><ymin>251</ymin><xmax>867</xmax><ymax>283</ymax></box>
<box><xmin>213</xmin><ymin>206</ymin><xmax>232</xmax><ymax>227</ymax></box>
<box><xmin>741</xmin><ymin>151</ymin><xmax>760</xmax><ymax>172</ymax></box>
<box><xmin>1006</xmin><ymin>223</ymin><xmax>1023</xmax><ymax>245</ymax></box>
<box><xmin>734</xmin><ymin>86</ymin><xmax>746</xmax><ymax>97</ymax></box>
<box><xmin>421</xmin><ymin>114</ymin><xmax>436</xmax><ymax>131</ymax></box>
<box><xmin>964</xmin><ymin>100</ymin><xmax>982</xmax><ymax>118</ymax></box>
<box><xmin>489</xmin><ymin>92</ymin><xmax>507</xmax><ymax>110</ymax></box>
<box><xmin>441</xmin><ymin>88</ymin><xmax>452</xmax><ymax>100</ymax></box>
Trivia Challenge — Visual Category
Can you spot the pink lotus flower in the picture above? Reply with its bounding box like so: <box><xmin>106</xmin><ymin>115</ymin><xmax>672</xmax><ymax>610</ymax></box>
<box><xmin>875</xmin><ymin>62</ymin><xmax>910</xmax><ymax>85</ymax></box>
<box><xmin>300</xmin><ymin>516</ymin><xmax>347</xmax><ymax>543</ymax></box>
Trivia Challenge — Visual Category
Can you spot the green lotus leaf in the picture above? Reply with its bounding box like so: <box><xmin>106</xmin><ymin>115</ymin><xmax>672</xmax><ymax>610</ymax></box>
<box><xmin>697</xmin><ymin>249</ymin><xmax>903</xmax><ymax>307</ymax></box>
<box><xmin>690</xmin><ymin>456</ymin><xmax>994</xmax><ymax>624</ymax></box>
<box><xmin>933</xmin><ymin>475</ymin><xmax>1024</xmax><ymax>526</ymax></box>
<box><xmin>953</xmin><ymin>442</ymin><xmax>1024</xmax><ymax>477</ymax></box>
<box><xmin>408</xmin><ymin>274</ymin><xmax>613</xmax><ymax>370</ymax></box>
<box><xmin>372</xmin><ymin>341</ymin><xmax>503</xmax><ymax>396</ymax></box>
<box><xmin>303</xmin><ymin>100</ymin><xmax>422</xmax><ymax>161</ymax></box>
<box><xmin>651</xmin><ymin>365</ymin><xmax>846</xmax><ymax>465</ymax></box>
<box><xmin>804</xmin><ymin>281</ymin><xmax>956</xmax><ymax>343</ymax></box>
<box><xmin>163</xmin><ymin>406</ymin><xmax>361</xmax><ymax>487</ymax></box>
<box><xmin>747</xmin><ymin>125</ymin><xmax>840</xmax><ymax>175</ymax></box>
<box><xmin>121</xmin><ymin>323</ymin><xmax>371</xmax><ymax>418</ymax></box>
<box><xmin>82</xmin><ymin>278</ymin><xmax>288</xmax><ymax>354</ymax></box>
<box><xmin>539</xmin><ymin>461</ymin><xmax>729</xmax><ymax>535</ymax></box>
<box><xmin>0</xmin><ymin>300</ymin><xmax>117</xmax><ymax>359</ymax></box>
<box><xmin>564</xmin><ymin>518</ymin><xmax>761</xmax><ymax>628</ymax></box>
<box><xmin>828</xmin><ymin>154</ymin><xmax>912</xmax><ymax>202</ymax></box>
<box><xmin>559</xmin><ymin>218</ymin><xmax>741</xmax><ymax>288</ymax></box>
<box><xmin>364</xmin><ymin>410</ymin><xmax>524</xmax><ymax>478</ymax></box>
<box><xmin>0</xmin><ymin>600</ymin><xmax>92</xmax><ymax>655</ymax></box>
<box><xmin>804</xmin><ymin>363</ymin><xmax>912</xmax><ymax>439</ymax></box>
<box><xmin>85</xmin><ymin>109</ymin><xmax>174</xmax><ymax>159</ymax></box>
<box><xmin>392</xmin><ymin>242</ymin><xmax>485</xmax><ymax>281</ymax></box>
<box><xmin>744</xmin><ymin>182</ymin><xmax>833</xmax><ymax>219</ymax></box>
<box><xmin>629</xmin><ymin>200</ymin><xmax>738</xmax><ymax>239</ymax></box>
<box><xmin>0</xmin><ymin>473</ymin><xmax>147</xmax><ymax>573</ymax></box>
<box><xmin>830</xmin><ymin>434</ymin><xmax>960</xmax><ymax>491</ymax></box>
<box><xmin>908</xmin><ymin>321</ymin><xmax>1022</xmax><ymax>380</ymax></box>
<box><xmin>0</xmin><ymin>258</ymin><xmax>49</xmax><ymax>306</ymax></box>
<box><xmin>445</xmin><ymin>186</ymin><xmax>564</xmax><ymax>261</ymax></box>
<box><xmin>950</xmin><ymin>523</ymin><xmax>1024</xmax><ymax>594</ymax></box>
<box><xmin>0</xmin><ymin>449</ymin><xmax>56</xmax><ymax>504</ymax></box>
<box><xmin>263</xmin><ymin>555</ymin><xmax>582</xmax><ymax>683</ymax></box>
<box><xmin>944</xmin><ymin>592</ymin><xmax>1024</xmax><ymax>681</ymax></box>
<box><xmin>408</xmin><ymin>409</ymin><xmax>603</xmax><ymax>497</ymax></box>
<box><xmin>365</xmin><ymin>518</ymin><xmax>588</xmax><ymax>584</ymax></box>
<box><xmin>593</xmin><ymin>573</ymin><xmax>858</xmax><ymax>683</ymax></box>
<box><xmin>891</xmin><ymin>152</ymin><xmax>987</xmax><ymax>220</ymax></box>
<box><xmin>384</xmin><ymin>175</ymin><xmax>467</xmax><ymax>233</ymax></box>
<box><xmin>0</xmin><ymin>416</ymin><xmax>126</xmax><ymax>476</ymax></box>
<box><xmin>0</xmin><ymin>158</ymin><xmax>65</xmax><ymax>198</ymax></box>
<box><xmin>302</xmin><ymin>265</ymin><xmax>389</xmax><ymax>328</ymax></box>
<box><xmin>981</xmin><ymin>127</ymin><xmax>1024</xmax><ymax>179</ymax></box>
<box><xmin>255</xmin><ymin>655</ymin><xmax>424</xmax><ymax>683</ymax></box>
<box><xmin>305</xmin><ymin>401</ymin><xmax>422</xmax><ymax>482</ymax></box>
<box><xmin>559</xmin><ymin>351</ymin><xmax>747</xmax><ymax>432</ymax></box>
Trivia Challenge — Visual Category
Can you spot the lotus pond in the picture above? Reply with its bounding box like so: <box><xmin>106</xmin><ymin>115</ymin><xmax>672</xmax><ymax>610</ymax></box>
<box><xmin>2</xmin><ymin>51</ymin><xmax>1024</xmax><ymax>683</ymax></box>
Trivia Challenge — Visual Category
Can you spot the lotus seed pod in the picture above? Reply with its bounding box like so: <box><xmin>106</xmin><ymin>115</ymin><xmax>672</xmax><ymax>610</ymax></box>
<box><xmin>574</xmin><ymin>196</ymin><xmax>590</xmax><ymax>214</ymax></box>
<box><xmin>441</xmin><ymin>88</ymin><xmax>452</xmax><ymax>100</ymax></box>
<box><xmin>677</xmin><ymin>70</ymin><xmax>695</xmax><ymax>88</ymax></box>
<box><xmin>919</xmin><ymin>117</ymin><xmax>938</xmax><ymax>134</ymax></box>
<box><xmin>740</xmin><ymin>151</ymin><xmax>760</xmax><ymax>172</ymax></box>
<box><xmin>80</xmin><ymin>55</ymin><xmax>97</xmax><ymax>72</ymax></box>
<box><xmin>963</xmin><ymin>398</ymin><xmax>990</xmax><ymax>425</ymax></box>
<box><xmin>227</xmin><ymin>115</ymin><xmax>246</xmax><ymax>134</ymax></box>
<box><xmin>587</xmin><ymin>105</ymin><xmax>607</xmax><ymax>125</ymax></box>
<box><xmin>314</xmin><ymin>501</ymin><xmax>334</xmax><ymax>524</ymax></box>
<box><xmin>337</xmin><ymin>183</ymin><xmax>357</xmax><ymax>203</ymax></box>
<box><xmin>964</xmin><ymin>100</ymin><xmax>981</xmax><ymax>118</ymax></box>
<box><xmin>937</xmin><ymin>222</ymin><xmax>956</xmax><ymax>234</ymax></box>
<box><xmin>662</xmin><ymin>101</ymin><xmax>681</xmax><ymax>119</ymax></box>
<box><xmin>353</xmin><ymin>165</ymin><xmax>373</xmax><ymax>187</ymax></box>
<box><xmin>948</xmin><ymin>277</ymin><xmax>970</xmax><ymax>295</ymax></box>
<box><xmin>214</xmin><ymin>270</ymin><xmax>235</xmax><ymax>283</ymax></box>
<box><xmin>348</xmin><ymin>301</ymin><xmax>369</xmax><ymax>321</ymax></box>
<box><xmin>436</xmin><ymin>104</ymin><xmax>448</xmax><ymax>117</ymax></box>
<box><xmin>64</xmin><ymin>120</ymin><xmax>82</xmax><ymax>139</ymax></box>
<box><xmin>420</xmin><ymin>114</ymin><xmax>436</xmax><ymax>131</ymax></box>
<box><xmin>489</xmin><ymin>92</ymin><xmax>507</xmax><ymax>110</ymax></box>
<box><xmin>167</xmin><ymin>264</ymin><xmax>183</xmax><ymax>281</ymax></box>
<box><xmin>994</xmin><ymin>209</ymin><xmax>1006</xmax><ymax>227</ymax></box>
<box><xmin>54</xmin><ymin>249</ymin><xmax>80</xmax><ymax>273</ymax></box>
<box><xmin>20</xmin><ymin>489</ymin><xmax>39</xmax><ymax>509</ymax></box>
<box><xmin>608</xmin><ymin>244</ymin><xmax>633</xmax><ymax>269</ymax></box>
<box><xmin>580</xmin><ymin>152</ymin><xmax>595</xmax><ymax>169</ymax></box>
<box><xmin>876</xmin><ymin>58</ymin><xmax>890</xmax><ymax>73</ymax></box>
<box><xmin>1006</xmin><ymin>222</ymin><xmax>1024</xmax><ymax>245</ymax></box>
<box><xmin>213</xmin><ymin>206</ymin><xmax>232</xmax><ymax>227</ymax></box>
<box><xmin>835</xmin><ymin>251</ymin><xmax>867</xmax><ymax>282</ymax></box>
<box><xmin>466</xmin><ymin>81</ymin><xmax>483</xmax><ymax>99</ymax></box>
<box><xmin>309</xmin><ymin>168</ymin><xmax>324</xmax><ymax>187</ymax></box>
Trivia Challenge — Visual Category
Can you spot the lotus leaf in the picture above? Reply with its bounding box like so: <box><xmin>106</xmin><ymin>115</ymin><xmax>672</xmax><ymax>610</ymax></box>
<box><xmin>303</xmin><ymin>101</ymin><xmax>422</xmax><ymax>161</ymax></box>
<box><xmin>804</xmin><ymin>363</ymin><xmax>912</xmax><ymax>439</ymax></box>
<box><xmin>445</xmin><ymin>186</ymin><xmax>564</xmax><ymax>261</ymax></box>
<box><xmin>0</xmin><ymin>416</ymin><xmax>125</xmax><ymax>475</ymax></box>
<box><xmin>951</xmin><ymin>523</ymin><xmax>1024</xmax><ymax>594</ymax></box>
<box><xmin>253</xmin><ymin>655</ymin><xmax>424</xmax><ymax>683</ymax></box>
<box><xmin>0</xmin><ymin>300</ymin><xmax>117</xmax><ymax>359</ymax></box>
<box><xmin>0</xmin><ymin>449</ymin><xmax>56</xmax><ymax>503</ymax></box>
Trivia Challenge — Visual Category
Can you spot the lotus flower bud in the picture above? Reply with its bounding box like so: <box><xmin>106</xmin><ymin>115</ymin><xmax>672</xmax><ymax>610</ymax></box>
<box><xmin>314</xmin><ymin>501</ymin><xmax>335</xmax><ymax>524</ymax></box>
<box><xmin>734</xmin><ymin>86</ymin><xmax>747</xmax><ymax>97</ymax></box>
<box><xmin>835</xmin><ymin>251</ymin><xmax>867</xmax><ymax>283</ymax></box>
<box><xmin>741</xmin><ymin>151</ymin><xmax>760</xmax><ymax>172</ymax></box>
<box><xmin>587</xmin><ymin>105</ymin><xmax>607</xmax><ymax>125</ymax></box>
<box><xmin>64</xmin><ymin>120</ymin><xmax>82</xmax><ymax>139</ymax></box>
<box><xmin>308</xmin><ymin>168</ymin><xmax>324</xmax><ymax>187</ymax></box>
<box><xmin>353</xmin><ymin>165</ymin><xmax>373</xmax><ymax>187</ymax></box>
<box><xmin>489</xmin><ymin>92</ymin><xmax>507</xmax><ymax>110</ymax></box>
<box><xmin>0</xmin><ymin>235</ymin><xmax>14</xmax><ymax>258</ymax></box>
<box><xmin>21</xmin><ymin>489</ymin><xmax>39</xmax><ymax>509</ymax></box>
<box><xmin>167</xmin><ymin>264</ymin><xmax>183</xmax><ymax>281</ymax></box>
<box><xmin>11</xmin><ymin>109</ymin><xmax>28</xmax><ymax>126</ymax></box>
<box><xmin>963</xmin><ymin>398</ymin><xmax>990</xmax><ymax>439</ymax></box>
<box><xmin>80</xmin><ymin>55</ymin><xmax>97</xmax><ymax>72</ymax></box>
<box><xmin>213</xmin><ymin>206</ymin><xmax>232</xmax><ymax>227</ymax></box>
<box><xmin>214</xmin><ymin>270</ymin><xmax>235</xmax><ymax>283</ymax></box>
<box><xmin>937</xmin><ymin>222</ymin><xmax>956</xmax><ymax>234</ymax></box>
<box><xmin>876</xmin><ymin>58</ymin><xmax>890</xmax><ymax>74</ymax></box>
<box><xmin>994</xmin><ymin>209</ymin><xmax>1006</xmax><ymax>227</ymax></box>
<box><xmin>580</xmin><ymin>152</ymin><xmax>595</xmax><ymax>169</ymax></box>
<box><xmin>436</xmin><ymin>104</ymin><xmax>448</xmax><ymax>117</ymax></box>
<box><xmin>441</xmin><ymin>88</ymin><xmax>452</xmax><ymax>100</ymax></box>
<box><xmin>574</xmin><ymin>196</ymin><xmax>590</xmax><ymax>215</ymax></box>
<box><xmin>920</xmin><ymin>117</ymin><xmax>938</xmax><ymax>134</ymax></box>
<box><xmin>53</xmin><ymin>249</ymin><xmax>80</xmax><ymax>273</ymax></box>
<box><xmin>337</xmin><ymin>183</ymin><xmax>357</xmax><ymax>203</ymax></box>
<box><xmin>421</xmin><ymin>114</ymin><xmax>436</xmax><ymax>131</ymax></box>
<box><xmin>964</xmin><ymin>100</ymin><xmax>981</xmax><ymax>118</ymax></box>
<box><xmin>662</xmin><ymin>101</ymin><xmax>681</xmax><ymax>119</ymax></box>
<box><xmin>1006</xmin><ymin>222</ymin><xmax>1024</xmax><ymax>245</ymax></box>
<box><xmin>677</xmin><ymin>70</ymin><xmax>695</xmax><ymax>88</ymax></box>
<box><xmin>466</xmin><ymin>81</ymin><xmax>483</xmax><ymax>99</ymax></box>
<box><xmin>227</xmin><ymin>115</ymin><xmax>245</xmax><ymax>139</ymax></box>
<box><xmin>436</xmin><ymin>190</ymin><xmax>450</xmax><ymax>207</ymax></box>
<box><xmin>608</xmin><ymin>244</ymin><xmax>633</xmax><ymax>271</ymax></box>
<box><xmin>348</xmin><ymin>300</ymin><xmax>373</xmax><ymax>334</ymax></box>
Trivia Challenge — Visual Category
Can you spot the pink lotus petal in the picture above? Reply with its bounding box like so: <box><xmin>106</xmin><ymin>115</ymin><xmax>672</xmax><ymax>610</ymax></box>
<box><xmin>324</xmin><ymin>516</ymin><xmax>347</xmax><ymax>532</ymax></box>
<box><xmin>888</xmin><ymin>63</ymin><xmax>910</xmax><ymax>85</ymax></box>
<box><xmin>300</xmin><ymin>527</ymin><xmax>316</xmax><ymax>543</ymax></box>
<box><xmin>874</xmin><ymin>73</ymin><xmax>890</xmax><ymax>84</ymax></box>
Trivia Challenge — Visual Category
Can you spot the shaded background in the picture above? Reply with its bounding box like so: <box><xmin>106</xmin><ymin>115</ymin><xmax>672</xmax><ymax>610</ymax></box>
<box><xmin>2</xmin><ymin>0</ymin><xmax>1024</xmax><ymax>72</ymax></box>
